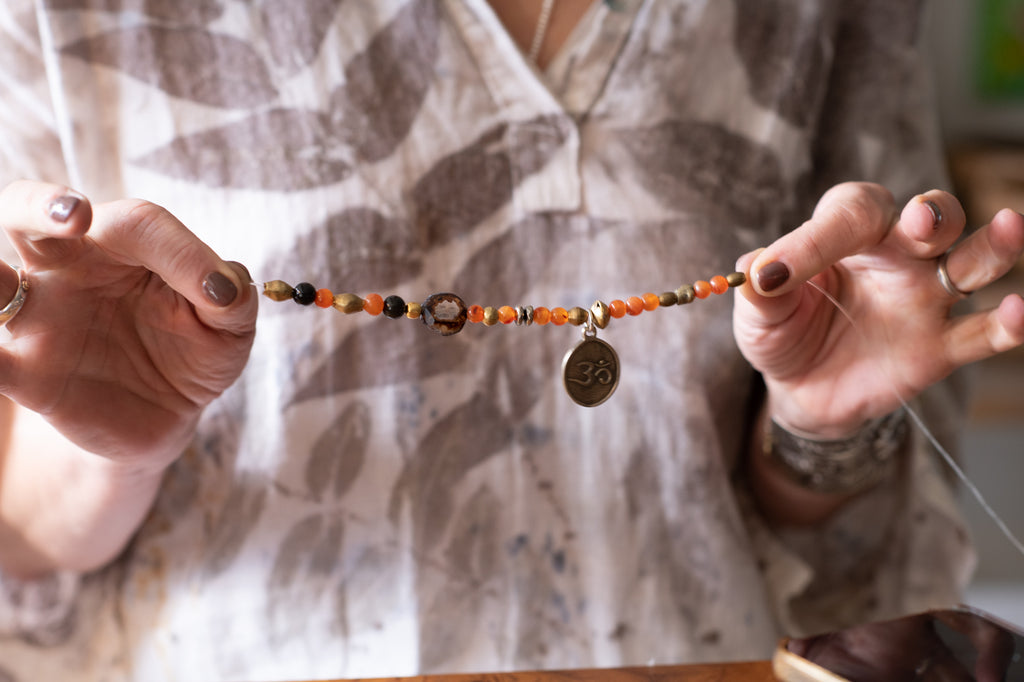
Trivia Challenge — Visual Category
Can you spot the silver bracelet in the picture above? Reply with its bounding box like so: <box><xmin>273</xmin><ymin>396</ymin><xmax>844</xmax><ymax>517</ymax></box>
<box><xmin>764</xmin><ymin>410</ymin><xmax>908</xmax><ymax>495</ymax></box>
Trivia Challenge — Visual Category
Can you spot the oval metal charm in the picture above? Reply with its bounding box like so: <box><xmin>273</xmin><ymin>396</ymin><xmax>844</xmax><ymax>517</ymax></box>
<box><xmin>561</xmin><ymin>334</ymin><xmax>619</xmax><ymax>407</ymax></box>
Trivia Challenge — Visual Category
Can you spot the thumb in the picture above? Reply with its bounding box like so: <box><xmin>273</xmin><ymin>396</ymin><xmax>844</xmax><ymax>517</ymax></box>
<box><xmin>199</xmin><ymin>260</ymin><xmax>258</xmax><ymax>336</ymax></box>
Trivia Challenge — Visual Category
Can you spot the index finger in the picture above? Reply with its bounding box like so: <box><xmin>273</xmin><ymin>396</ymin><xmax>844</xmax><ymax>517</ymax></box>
<box><xmin>749</xmin><ymin>182</ymin><xmax>897</xmax><ymax>296</ymax></box>
<box><xmin>88</xmin><ymin>199</ymin><xmax>255</xmax><ymax>328</ymax></box>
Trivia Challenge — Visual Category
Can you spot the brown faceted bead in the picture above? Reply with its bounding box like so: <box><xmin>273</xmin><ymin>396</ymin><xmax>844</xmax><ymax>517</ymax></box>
<box><xmin>658</xmin><ymin>291</ymin><xmax>678</xmax><ymax>307</ymax></box>
<box><xmin>422</xmin><ymin>293</ymin><xmax>468</xmax><ymax>336</ymax></box>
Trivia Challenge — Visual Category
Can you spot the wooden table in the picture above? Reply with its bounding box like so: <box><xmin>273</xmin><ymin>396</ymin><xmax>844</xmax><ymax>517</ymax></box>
<box><xmin>305</xmin><ymin>661</ymin><xmax>777</xmax><ymax>682</ymax></box>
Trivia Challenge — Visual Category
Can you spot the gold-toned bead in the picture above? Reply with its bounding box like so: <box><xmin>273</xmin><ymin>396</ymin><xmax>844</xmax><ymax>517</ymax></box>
<box><xmin>726</xmin><ymin>271</ymin><xmax>747</xmax><ymax>287</ymax></box>
<box><xmin>675</xmin><ymin>285</ymin><xmax>695</xmax><ymax>305</ymax></box>
<box><xmin>567</xmin><ymin>306</ymin><xmax>588</xmax><ymax>326</ymax></box>
<box><xmin>483</xmin><ymin>306</ymin><xmax>499</xmax><ymax>326</ymax></box>
<box><xmin>262</xmin><ymin>280</ymin><xmax>293</xmax><ymax>302</ymax></box>
<box><xmin>406</xmin><ymin>301</ymin><xmax>422</xmax><ymax>319</ymax></box>
<box><xmin>659</xmin><ymin>291</ymin><xmax>678</xmax><ymax>307</ymax></box>
<box><xmin>590</xmin><ymin>300</ymin><xmax>610</xmax><ymax>329</ymax></box>
<box><xmin>333</xmin><ymin>292</ymin><xmax>364</xmax><ymax>314</ymax></box>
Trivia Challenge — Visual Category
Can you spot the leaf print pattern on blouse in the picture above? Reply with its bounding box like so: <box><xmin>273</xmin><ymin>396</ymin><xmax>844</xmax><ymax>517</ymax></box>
<box><xmin>411</xmin><ymin>115</ymin><xmax>573</xmax><ymax>246</ymax></box>
<box><xmin>388</xmin><ymin>393</ymin><xmax>508</xmax><ymax>553</ymax></box>
<box><xmin>126</xmin><ymin>0</ymin><xmax>439</xmax><ymax>190</ymax></box>
<box><xmin>290</xmin><ymin>321</ymin><xmax>470</xmax><ymax>404</ymax></box>
<box><xmin>266</xmin><ymin>514</ymin><xmax>345</xmax><ymax>644</ymax></box>
<box><xmin>203</xmin><ymin>473</ymin><xmax>269</xmax><ymax>578</ymax></box>
<box><xmin>133</xmin><ymin>108</ymin><xmax>350</xmax><ymax>190</ymax></box>
<box><xmin>62</xmin><ymin>26</ymin><xmax>278</xmax><ymax>108</ymax></box>
<box><xmin>304</xmin><ymin>401</ymin><xmax>370</xmax><ymax>502</ymax></box>
<box><xmin>260</xmin><ymin>0</ymin><xmax>344</xmax><ymax>75</ymax></box>
<box><xmin>732</xmin><ymin>0</ymin><xmax>833</xmax><ymax>128</ymax></box>
<box><xmin>260</xmin><ymin>208</ymin><xmax>421</xmax><ymax>302</ymax></box>
<box><xmin>615</xmin><ymin>120</ymin><xmax>784</xmax><ymax>226</ymax></box>
<box><xmin>420</xmin><ymin>483</ymin><xmax>501</xmax><ymax>671</ymax></box>
<box><xmin>44</xmin><ymin>0</ymin><xmax>225</xmax><ymax>23</ymax></box>
<box><xmin>330</xmin><ymin>0</ymin><xmax>440</xmax><ymax>162</ymax></box>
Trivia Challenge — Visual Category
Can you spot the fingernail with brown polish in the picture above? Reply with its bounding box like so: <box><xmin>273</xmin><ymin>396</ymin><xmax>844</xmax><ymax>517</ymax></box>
<box><xmin>756</xmin><ymin>261</ymin><xmax>790</xmax><ymax>292</ymax></box>
<box><xmin>922</xmin><ymin>199</ymin><xmax>943</xmax><ymax>228</ymax></box>
<box><xmin>47</xmin><ymin>193</ymin><xmax>82</xmax><ymax>223</ymax></box>
<box><xmin>202</xmin><ymin>271</ymin><xmax>238</xmax><ymax>307</ymax></box>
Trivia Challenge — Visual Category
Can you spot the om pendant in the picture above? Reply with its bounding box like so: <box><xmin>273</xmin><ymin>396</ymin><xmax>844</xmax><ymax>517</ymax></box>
<box><xmin>561</xmin><ymin>327</ymin><xmax>619</xmax><ymax>407</ymax></box>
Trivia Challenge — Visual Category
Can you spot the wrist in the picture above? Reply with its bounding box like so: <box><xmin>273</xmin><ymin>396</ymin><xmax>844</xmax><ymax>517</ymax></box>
<box><xmin>763</xmin><ymin>409</ymin><xmax>909</xmax><ymax>496</ymax></box>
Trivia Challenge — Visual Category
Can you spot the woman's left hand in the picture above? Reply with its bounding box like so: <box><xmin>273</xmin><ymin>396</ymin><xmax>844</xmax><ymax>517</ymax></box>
<box><xmin>734</xmin><ymin>181</ymin><xmax>1024</xmax><ymax>439</ymax></box>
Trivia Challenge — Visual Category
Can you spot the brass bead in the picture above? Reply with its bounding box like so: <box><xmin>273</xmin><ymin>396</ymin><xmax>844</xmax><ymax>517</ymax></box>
<box><xmin>333</xmin><ymin>292</ymin><xmax>365</xmax><ymax>314</ymax></box>
<box><xmin>483</xmin><ymin>306</ymin><xmax>499</xmax><ymax>326</ymax></box>
<box><xmin>726</xmin><ymin>271</ymin><xmax>747</xmax><ymax>287</ymax></box>
<box><xmin>590</xmin><ymin>300</ymin><xmax>610</xmax><ymax>329</ymax></box>
<box><xmin>406</xmin><ymin>301</ymin><xmax>422</xmax><ymax>319</ymax></box>
<box><xmin>567</xmin><ymin>306</ymin><xmax>588</xmax><ymax>326</ymax></box>
<box><xmin>262</xmin><ymin>280</ymin><xmax>293</xmax><ymax>302</ymax></box>
<box><xmin>658</xmin><ymin>291</ymin><xmax>678</xmax><ymax>307</ymax></box>
<box><xmin>675</xmin><ymin>284</ymin><xmax>695</xmax><ymax>305</ymax></box>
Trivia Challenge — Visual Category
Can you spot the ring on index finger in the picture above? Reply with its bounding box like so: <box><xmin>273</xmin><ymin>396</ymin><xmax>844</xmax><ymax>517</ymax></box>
<box><xmin>936</xmin><ymin>250</ymin><xmax>969</xmax><ymax>299</ymax></box>
<box><xmin>0</xmin><ymin>267</ymin><xmax>29</xmax><ymax>327</ymax></box>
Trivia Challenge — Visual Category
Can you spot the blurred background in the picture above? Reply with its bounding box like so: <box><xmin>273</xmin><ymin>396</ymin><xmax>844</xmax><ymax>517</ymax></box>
<box><xmin>922</xmin><ymin>0</ymin><xmax>1024</xmax><ymax>627</ymax></box>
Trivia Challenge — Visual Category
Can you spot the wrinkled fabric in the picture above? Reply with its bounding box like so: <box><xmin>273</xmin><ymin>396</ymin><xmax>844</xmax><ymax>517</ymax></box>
<box><xmin>0</xmin><ymin>0</ymin><xmax>973</xmax><ymax>680</ymax></box>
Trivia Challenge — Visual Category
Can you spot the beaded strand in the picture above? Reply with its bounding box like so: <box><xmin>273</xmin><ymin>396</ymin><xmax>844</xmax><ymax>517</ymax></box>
<box><xmin>261</xmin><ymin>271</ymin><xmax>747</xmax><ymax>336</ymax></box>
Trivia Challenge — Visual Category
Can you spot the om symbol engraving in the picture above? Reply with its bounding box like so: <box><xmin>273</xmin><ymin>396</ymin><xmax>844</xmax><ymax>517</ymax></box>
<box><xmin>561</xmin><ymin>336</ymin><xmax>620</xmax><ymax>407</ymax></box>
<box><xmin>567</xmin><ymin>359</ymin><xmax>615</xmax><ymax>387</ymax></box>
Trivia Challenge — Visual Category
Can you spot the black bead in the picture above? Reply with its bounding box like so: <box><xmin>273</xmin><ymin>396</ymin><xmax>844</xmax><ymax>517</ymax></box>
<box><xmin>383</xmin><ymin>295</ymin><xmax>407</xmax><ymax>319</ymax></box>
<box><xmin>292</xmin><ymin>282</ymin><xmax>317</xmax><ymax>305</ymax></box>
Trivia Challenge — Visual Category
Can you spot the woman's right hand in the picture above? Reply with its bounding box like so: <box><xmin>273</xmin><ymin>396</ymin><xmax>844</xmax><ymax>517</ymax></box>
<box><xmin>0</xmin><ymin>179</ymin><xmax>257</xmax><ymax>473</ymax></box>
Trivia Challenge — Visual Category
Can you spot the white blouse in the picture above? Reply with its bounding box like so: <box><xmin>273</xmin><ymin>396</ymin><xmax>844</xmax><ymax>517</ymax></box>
<box><xmin>0</xmin><ymin>0</ymin><xmax>972</xmax><ymax>680</ymax></box>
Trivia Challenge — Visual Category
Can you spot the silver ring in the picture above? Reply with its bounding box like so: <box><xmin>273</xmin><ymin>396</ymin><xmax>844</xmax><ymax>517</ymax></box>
<box><xmin>0</xmin><ymin>269</ymin><xmax>29</xmax><ymax>327</ymax></box>
<box><xmin>936</xmin><ymin>250</ymin><xmax>968</xmax><ymax>299</ymax></box>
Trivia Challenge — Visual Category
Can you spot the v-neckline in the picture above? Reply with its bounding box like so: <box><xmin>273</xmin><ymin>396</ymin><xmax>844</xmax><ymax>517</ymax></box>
<box><xmin>444</xmin><ymin>0</ymin><xmax>643</xmax><ymax>119</ymax></box>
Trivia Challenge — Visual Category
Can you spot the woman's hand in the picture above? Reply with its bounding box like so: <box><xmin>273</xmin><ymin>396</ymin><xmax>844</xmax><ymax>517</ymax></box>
<box><xmin>0</xmin><ymin>179</ymin><xmax>257</xmax><ymax>472</ymax></box>
<box><xmin>734</xmin><ymin>182</ymin><xmax>1024</xmax><ymax>439</ymax></box>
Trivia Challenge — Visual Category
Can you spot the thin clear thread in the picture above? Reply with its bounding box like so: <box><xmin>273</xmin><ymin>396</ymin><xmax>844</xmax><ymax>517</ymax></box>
<box><xmin>806</xmin><ymin>279</ymin><xmax>1024</xmax><ymax>557</ymax></box>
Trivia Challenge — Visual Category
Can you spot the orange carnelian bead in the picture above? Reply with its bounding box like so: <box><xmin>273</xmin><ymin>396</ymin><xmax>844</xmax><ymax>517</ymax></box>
<box><xmin>363</xmin><ymin>293</ymin><xmax>385</xmax><ymax>315</ymax></box>
<box><xmin>693</xmin><ymin>280</ymin><xmax>712</xmax><ymax>299</ymax></box>
<box><xmin>642</xmin><ymin>292</ymin><xmax>659</xmax><ymax>311</ymax></box>
<box><xmin>498</xmin><ymin>305</ymin><xmax>517</xmax><ymax>324</ymax></box>
<box><xmin>710</xmin><ymin>275</ymin><xmax>729</xmax><ymax>294</ymax></box>
<box><xmin>609</xmin><ymin>299</ymin><xmax>627</xmax><ymax>318</ymax></box>
<box><xmin>626</xmin><ymin>296</ymin><xmax>644</xmax><ymax>316</ymax></box>
<box><xmin>533</xmin><ymin>306</ymin><xmax>551</xmax><ymax>325</ymax></box>
<box><xmin>467</xmin><ymin>304</ymin><xmax>485</xmax><ymax>323</ymax></box>
<box><xmin>314</xmin><ymin>288</ymin><xmax>334</xmax><ymax>308</ymax></box>
<box><xmin>551</xmin><ymin>307</ymin><xmax>568</xmax><ymax>325</ymax></box>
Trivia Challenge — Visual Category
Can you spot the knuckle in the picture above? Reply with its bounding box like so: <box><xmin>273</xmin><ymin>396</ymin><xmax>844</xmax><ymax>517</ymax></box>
<box><xmin>827</xmin><ymin>185</ymin><xmax>893</xmax><ymax>241</ymax></box>
<box><xmin>103</xmin><ymin>199</ymin><xmax>194</xmax><ymax>269</ymax></box>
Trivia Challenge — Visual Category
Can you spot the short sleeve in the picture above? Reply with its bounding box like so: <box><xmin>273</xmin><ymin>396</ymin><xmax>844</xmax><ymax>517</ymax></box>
<box><xmin>741</xmin><ymin>0</ymin><xmax>976</xmax><ymax>635</ymax></box>
<box><xmin>0</xmin><ymin>0</ymin><xmax>71</xmax><ymax>189</ymax></box>
<box><xmin>0</xmin><ymin>569</ymin><xmax>79</xmax><ymax>643</ymax></box>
